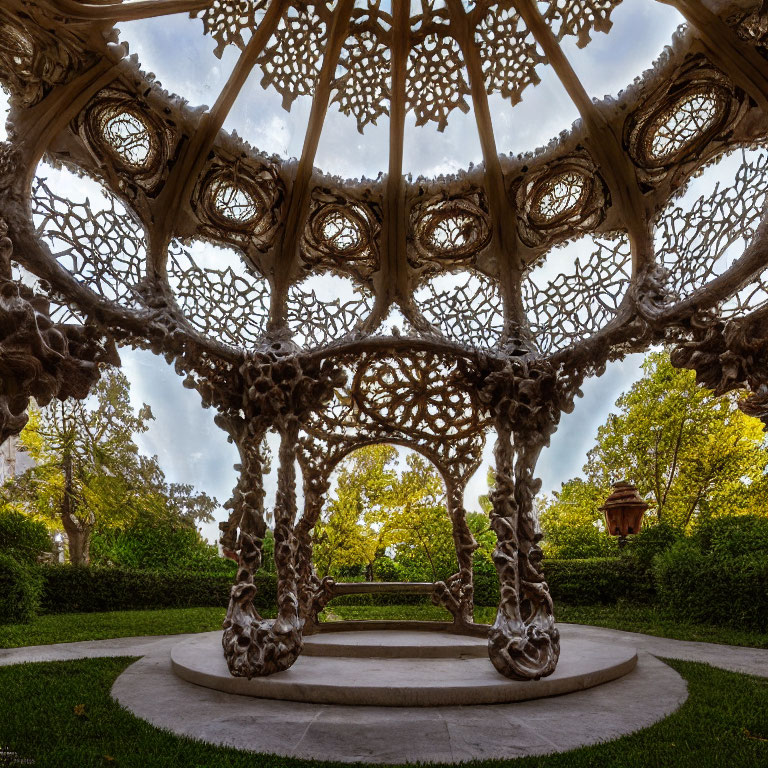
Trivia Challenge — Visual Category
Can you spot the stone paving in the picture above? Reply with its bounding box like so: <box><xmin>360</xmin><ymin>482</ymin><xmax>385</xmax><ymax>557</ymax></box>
<box><xmin>3</xmin><ymin>622</ymin><xmax>766</xmax><ymax>677</ymax></box>
<box><xmin>2</xmin><ymin>623</ymin><xmax>766</xmax><ymax>764</ymax></box>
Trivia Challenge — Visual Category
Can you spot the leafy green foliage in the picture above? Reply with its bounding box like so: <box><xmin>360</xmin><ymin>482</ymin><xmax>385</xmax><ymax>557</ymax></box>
<box><xmin>691</xmin><ymin>514</ymin><xmax>768</xmax><ymax>560</ymax></box>
<box><xmin>531</xmin><ymin>351</ymin><xmax>768</xmax><ymax>559</ymax></box>
<box><xmin>0</xmin><ymin>553</ymin><xmax>42</xmax><ymax>624</ymax></box>
<box><xmin>585</xmin><ymin>351</ymin><xmax>768</xmax><ymax>529</ymax></box>
<box><xmin>473</xmin><ymin>556</ymin><xmax>653</xmax><ymax>607</ymax></box>
<box><xmin>90</xmin><ymin>524</ymin><xmax>230</xmax><ymax>573</ymax></box>
<box><xmin>314</xmin><ymin>445</ymin><xmax>463</xmax><ymax>582</ymax></box>
<box><xmin>0</xmin><ymin>508</ymin><xmax>51</xmax><ymax>563</ymax></box>
<box><xmin>3</xmin><ymin>368</ymin><xmax>218</xmax><ymax>565</ymax></box>
<box><xmin>37</xmin><ymin>565</ymin><xmax>275</xmax><ymax>615</ymax></box>
<box><xmin>653</xmin><ymin>515</ymin><xmax>768</xmax><ymax>632</ymax></box>
<box><xmin>623</xmin><ymin>520</ymin><xmax>683</xmax><ymax>568</ymax></box>
<box><xmin>537</xmin><ymin>479</ymin><xmax>618</xmax><ymax>559</ymax></box>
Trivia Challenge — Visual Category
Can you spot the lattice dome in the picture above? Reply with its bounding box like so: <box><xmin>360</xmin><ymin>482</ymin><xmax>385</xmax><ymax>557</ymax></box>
<box><xmin>1</xmin><ymin>0</ymin><xmax>768</xmax><ymax>682</ymax></box>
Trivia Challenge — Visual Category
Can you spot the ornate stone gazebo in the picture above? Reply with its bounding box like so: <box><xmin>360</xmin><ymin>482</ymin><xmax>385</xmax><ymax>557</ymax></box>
<box><xmin>1</xmin><ymin>0</ymin><xmax>767</xmax><ymax>683</ymax></box>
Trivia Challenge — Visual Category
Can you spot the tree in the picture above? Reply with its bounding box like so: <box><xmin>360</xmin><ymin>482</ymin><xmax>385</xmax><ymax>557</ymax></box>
<box><xmin>386</xmin><ymin>453</ymin><xmax>456</xmax><ymax>581</ymax></box>
<box><xmin>313</xmin><ymin>445</ymin><xmax>399</xmax><ymax>579</ymax></box>
<box><xmin>537</xmin><ymin>479</ymin><xmax>617</xmax><ymax>559</ymax></box>
<box><xmin>3</xmin><ymin>368</ymin><xmax>217</xmax><ymax>564</ymax></box>
<box><xmin>584</xmin><ymin>351</ymin><xmax>768</xmax><ymax>530</ymax></box>
<box><xmin>313</xmin><ymin>445</ymin><xmax>461</xmax><ymax>581</ymax></box>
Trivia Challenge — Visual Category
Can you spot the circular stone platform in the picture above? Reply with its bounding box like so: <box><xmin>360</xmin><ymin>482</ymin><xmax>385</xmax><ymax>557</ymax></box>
<box><xmin>112</xmin><ymin>625</ymin><xmax>688</xmax><ymax>763</ymax></box>
<box><xmin>170</xmin><ymin>628</ymin><xmax>637</xmax><ymax>706</ymax></box>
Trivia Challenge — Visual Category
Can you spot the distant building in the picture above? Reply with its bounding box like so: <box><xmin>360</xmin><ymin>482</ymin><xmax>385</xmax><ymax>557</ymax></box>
<box><xmin>0</xmin><ymin>434</ymin><xmax>35</xmax><ymax>483</ymax></box>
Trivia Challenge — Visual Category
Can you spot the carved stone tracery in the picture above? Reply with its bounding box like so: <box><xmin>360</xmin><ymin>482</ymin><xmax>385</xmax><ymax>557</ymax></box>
<box><xmin>1</xmin><ymin>0</ymin><xmax>768</xmax><ymax>686</ymax></box>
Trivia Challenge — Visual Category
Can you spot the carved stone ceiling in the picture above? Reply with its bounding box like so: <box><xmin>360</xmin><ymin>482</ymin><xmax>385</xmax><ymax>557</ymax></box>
<box><xmin>1</xmin><ymin>0</ymin><xmax>768</xmax><ymax>412</ymax></box>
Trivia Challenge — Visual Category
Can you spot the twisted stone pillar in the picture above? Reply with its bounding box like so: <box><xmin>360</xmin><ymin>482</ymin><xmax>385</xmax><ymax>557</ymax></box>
<box><xmin>222</xmin><ymin>420</ymin><xmax>304</xmax><ymax>676</ymax></box>
<box><xmin>487</xmin><ymin>421</ymin><xmax>559</xmax><ymax>680</ymax></box>
<box><xmin>432</xmin><ymin>477</ymin><xmax>477</xmax><ymax>626</ymax></box>
<box><xmin>295</xmin><ymin>466</ymin><xmax>335</xmax><ymax>632</ymax></box>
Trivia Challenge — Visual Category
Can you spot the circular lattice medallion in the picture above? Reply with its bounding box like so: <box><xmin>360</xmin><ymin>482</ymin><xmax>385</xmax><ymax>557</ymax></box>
<box><xmin>351</xmin><ymin>352</ymin><xmax>485</xmax><ymax>441</ymax></box>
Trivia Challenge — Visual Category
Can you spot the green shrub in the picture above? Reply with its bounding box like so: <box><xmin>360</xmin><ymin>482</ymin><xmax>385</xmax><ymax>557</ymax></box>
<box><xmin>0</xmin><ymin>509</ymin><xmax>51</xmax><ymax>563</ymax></box>
<box><xmin>372</xmin><ymin>556</ymin><xmax>399</xmax><ymax>581</ymax></box>
<box><xmin>473</xmin><ymin>556</ymin><xmax>499</xmax><ymax>606</ymax></box>
<box><xmin>39</xmin><ymin>565</ymin><xmax>276</xmax><ymax>614</ymax></box>
<box><xmin>625</xmin><ymin>521</ymin><xmax>683</xmax><ymax>568</ymax></box>
<box><xmin>91</xmin><ymin>525</ymin><xmax>235</xmax><ymax>574</ymax></box>
<box><xmin>692</xmin><ymin>515</ymin><xmax>768</xmax><ymax>560</ymax></box>
<box><xmin>540</xmin><ymin>520</ymin><xmax>620</xmax><ymax>560</ymax></box>
<box><xmin>334</xmin><ymin>564</ymin><xmax>366</xmax><ymax>579</ymax></box>
<box><xmin>545</xmin><ymin>558</ymin><xmax>654</xmax><ymax>604</ymax></box>
<box><xmin>0</xmin><ymin>553</ymin><xmax>42</xmax><ymax>624</ymax></box>
<box><xmin>473</xmin><ymin>556</ymin><xmax>653</xmax><ymax>607</ymax></box>
<box><xmin>653</xmin><ymin>540</ymin><xmax>768</xmax><ymax>632</ymax></box>
<box><xmin>334</xmin><ymin>557</ymin><xmax>656</xmax><ymax>609</ymax></box>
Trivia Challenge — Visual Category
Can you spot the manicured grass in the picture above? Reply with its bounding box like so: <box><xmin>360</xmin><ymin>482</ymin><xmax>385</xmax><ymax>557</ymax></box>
<box><xmin>0</xmin><ymin>656</ymin><xmax>766</xmax><ymax>767</ymax></box>
<box><xmin>4</xmin><ymin>601</ymin><xmax>768</xmax><ymax>651</ymax></box>
<box><xmin>552</xmin><ymin>602</ymin><xmax>768</xmax><ymax>648</ymax></box>
<box><xmin>0</xmin><ymin>607</ymin><xmax>230</xmax><ymax>649</ymax></box>
<box><xmin>2</xmin><ymin>602</ymin><xmax>766</xmax><ymax>651</ymax></box>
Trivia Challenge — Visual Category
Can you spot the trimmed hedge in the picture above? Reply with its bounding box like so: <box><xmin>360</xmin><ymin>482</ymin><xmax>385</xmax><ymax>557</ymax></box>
<box><xmin>33</xmin><ymin>557</ymin><xmax>655</xmax><ymax>615</ymax></box>
<box><xmin>39</xmin><ymin>565</ymin><xmax>277</xmax><ymax>615</ymax></box>
<box><xmin>90</xmin><ymin>526</ymin><xmax>237</xmax><ymax>574</ymax></box>
<box><xmin>654</xmin><ymin>543</ymin><xmax>768</xmax><ymax>632</ymax></box>
<box><xmin>0</xmin><ymin>553</ymin><xmax>43</xmax><ymax>624</ymax></box>
<box><xmin>544</xmin><ymin>558</ymin><xmax>654</xmax><ymax>605</ymax></box>
<box><xmin>327</xmin><ymin>557</ymin><xmax>654</xmax><ymax>608</ymax></box>
<box><xmin>473</xmin><ymin>557</ymin><xmax>653</xmax><ymax>607</ymax></box>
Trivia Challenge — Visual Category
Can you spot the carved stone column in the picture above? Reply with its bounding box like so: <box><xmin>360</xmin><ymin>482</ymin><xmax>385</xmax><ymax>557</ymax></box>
<box><xmin>486</xmin><ymin>421</ymin><xmax>559</xmax><ymax>680</ymax></box>
<box><xmin>432</xmin><ymin>476</ymin><xmax>477</xmax><ymax>627</ymax></box>
<box><xmin>295</xmin><ymin>463</ymin><xmax>335</xmax><ymax>633</ymax></box>
<box><xmin>220</xmin><ymin>355</ymin><xmax>344</xmax><ymax>675</ymax></box>
<box><xmin>478</xmin><ymin>357</ymin><xmax>567</xmax><ymax>680</ymax></box>
<box><xmin>222</xmin><ymin>419</ymin><xmax>304</xmax><ymax>676</ymax></box>
<box><xmin>218</xmin><ymin>436</ymin><xmax>268</xmax><ymax>564</ymax></box>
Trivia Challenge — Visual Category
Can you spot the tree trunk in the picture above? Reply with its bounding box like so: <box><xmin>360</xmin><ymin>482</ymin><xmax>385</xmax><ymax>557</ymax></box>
<box><xmin>59</xmin><ymin>450</ymin><xmax>92</xmax><ymax>565</ymax></box>
<box><xmin>62</xmin><ymin>513</ymin><xmax>92</xmax><ymax>565</ymax></box>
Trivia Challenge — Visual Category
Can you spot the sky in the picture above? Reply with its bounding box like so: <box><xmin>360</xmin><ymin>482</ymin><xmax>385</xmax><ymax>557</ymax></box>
<box><xmin>0</xmin><ymin>1</ymin><xmax>693</xmax><ymax>542</ymax></box>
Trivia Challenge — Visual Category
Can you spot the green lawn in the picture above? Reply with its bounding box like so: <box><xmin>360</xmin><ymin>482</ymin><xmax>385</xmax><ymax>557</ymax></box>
<box><xmin>0</xmin><ymin>607</ymin><xmax>229</xmax><ymax>649</ymax></box>
<box><xmin>1</xmin><ymin>602</ymin><xmax>766</xmax><ymax>650</ymax></box>
<box><xmin>0</xmin><ymin>656</ymin><xmax>766</xmax><ymax>767</ymax></box>
<box><xmin>551</xmin><ymin>603</ymin><xmax>768</xmax><ymax>648</ymax></box>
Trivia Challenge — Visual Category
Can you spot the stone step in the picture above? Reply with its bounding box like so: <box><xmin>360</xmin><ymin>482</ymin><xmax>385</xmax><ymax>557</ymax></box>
<box><xmin>171</xmin><ymin>630</ymin><xmax>638</xmax><ymax>707</ymax></box>
<box><xmin>303</xmin><ymin>628</ymin><xmax>489</xmax><ymax>658</ymax></box>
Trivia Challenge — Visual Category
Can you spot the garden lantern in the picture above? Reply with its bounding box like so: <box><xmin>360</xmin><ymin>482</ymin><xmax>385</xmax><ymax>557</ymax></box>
<box><xmin>600</xmin><ymin>482</ymin><xmax>649</xmax><ymax>547</ymax></box>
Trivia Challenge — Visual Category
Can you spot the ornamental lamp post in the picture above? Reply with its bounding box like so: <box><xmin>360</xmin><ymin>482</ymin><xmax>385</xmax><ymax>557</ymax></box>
<box><xmin>600</xmin><ymin>481</ymin><xmax>649</xmax><ymax>548</ymax></box>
